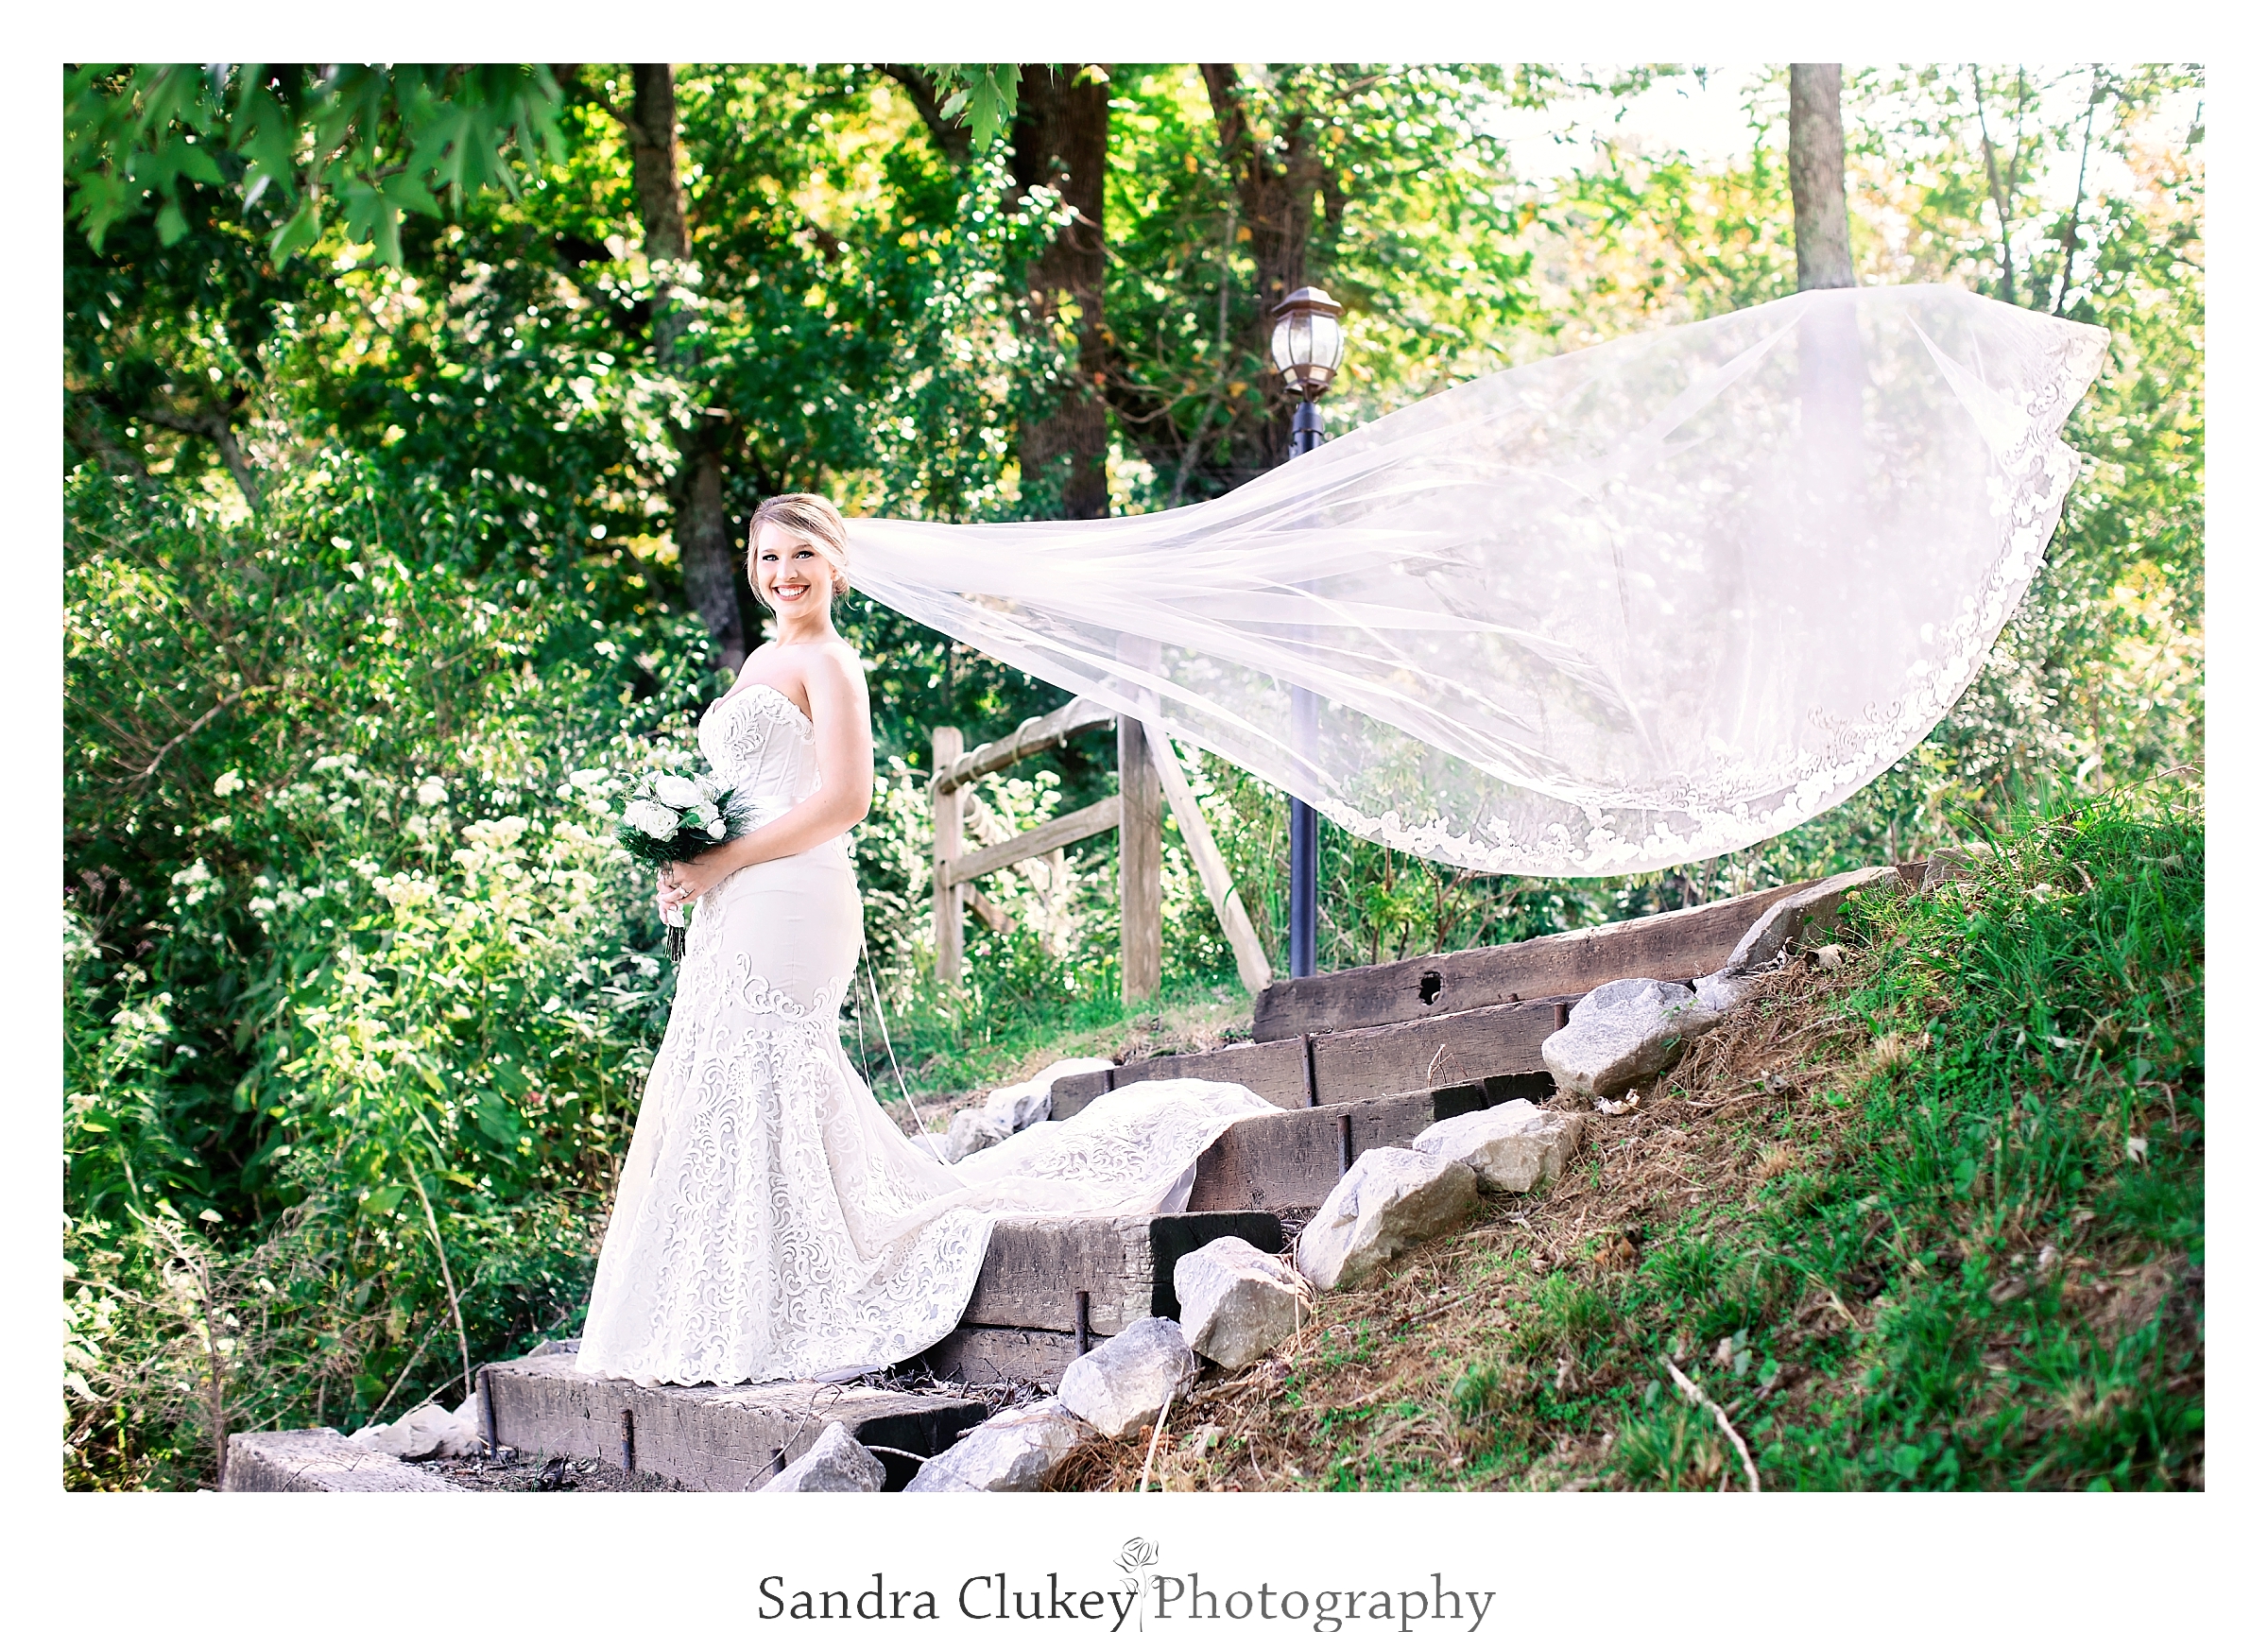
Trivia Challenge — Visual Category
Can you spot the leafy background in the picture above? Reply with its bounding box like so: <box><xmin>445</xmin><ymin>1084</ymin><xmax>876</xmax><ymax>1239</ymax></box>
<box><xmin>61</xmin><ymin>62</ymin><xmax>2200</xmax><ymax>1487</ymax></box>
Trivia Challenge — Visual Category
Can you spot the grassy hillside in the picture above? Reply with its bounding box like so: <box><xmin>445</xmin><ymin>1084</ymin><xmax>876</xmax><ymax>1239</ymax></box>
<box><xmin>1060</xmin><ymin>784</ymin><xmax>2204</xmax><ymax>1491</ymax></box>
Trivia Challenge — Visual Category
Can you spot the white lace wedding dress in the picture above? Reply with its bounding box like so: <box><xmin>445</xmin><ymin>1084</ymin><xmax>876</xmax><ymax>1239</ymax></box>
<box><xmin>576</xmin><ymin>682</ymin><xmax>1277</xmax><ymax>1386</ymax></box>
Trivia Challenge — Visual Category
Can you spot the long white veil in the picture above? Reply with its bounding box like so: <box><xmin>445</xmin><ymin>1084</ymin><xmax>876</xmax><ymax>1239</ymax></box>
<box><xmin>848</xmin><ymin>285</ymin><xmax>2107</xmax><ymax>876</ymax></box>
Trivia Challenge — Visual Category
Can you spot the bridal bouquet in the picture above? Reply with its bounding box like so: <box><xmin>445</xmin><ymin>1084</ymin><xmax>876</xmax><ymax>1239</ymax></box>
<box><xmin>613</xmin><ymin>767</ymin><xmax>746</xmax><ymax>958</ymax></box>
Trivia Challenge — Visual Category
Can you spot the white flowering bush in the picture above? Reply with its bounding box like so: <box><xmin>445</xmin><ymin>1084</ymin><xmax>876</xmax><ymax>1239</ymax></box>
<box><xmin>63</xmin><ymin>460</ymin><xmax>718</xmax><ymax>1487</ymax></box>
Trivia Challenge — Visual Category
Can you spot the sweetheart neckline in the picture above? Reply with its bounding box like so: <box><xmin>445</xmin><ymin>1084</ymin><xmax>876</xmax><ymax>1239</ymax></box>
<box><xmin>706</xmin><ymin>680</ymin><xmax>816</xmax><ymax>733</ymax></box>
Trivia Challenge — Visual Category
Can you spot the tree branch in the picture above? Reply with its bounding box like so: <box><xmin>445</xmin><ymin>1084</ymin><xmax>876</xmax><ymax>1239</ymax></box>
<box><xmin>1199</xmin><ymin>63</ymin><xmax>1258</xmax><ymax>184</ymax></box>
<box><xmin>879</xmin><ymin>65</ymin><xmax>972</xmax><ymax>165</ymax></box>
<box><xmin>1973</xmin><ymin>66</ymin><xmax>2020</xmax><ymax>305</ymax></box>
<box><xmin>121</xmin><ymin>398</ymin><xmax>262</xmax><ymax>507</ymax></box>
<box><xmin>64</xmin><ymin>395</ymin><xmax>155</xmax><ymax>490</ymax></box>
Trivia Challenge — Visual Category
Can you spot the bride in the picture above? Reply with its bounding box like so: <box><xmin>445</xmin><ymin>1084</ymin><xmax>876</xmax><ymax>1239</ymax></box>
<box><xmin>576</xmin><ymin>287</ymin><xmax>2105</xmax><ymax>1387</ymax></box>
<box><xmin>576</xmin><ymin>493</ymin><xmax>1273</xmax><ymax>1387</ymax></box>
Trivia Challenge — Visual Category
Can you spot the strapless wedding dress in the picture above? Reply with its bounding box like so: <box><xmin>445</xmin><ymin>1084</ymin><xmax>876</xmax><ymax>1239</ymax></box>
<box><xmin>576</xmin><ymin>682</ymin><xmax>1275</xmax><ymax>1386</ymax></box>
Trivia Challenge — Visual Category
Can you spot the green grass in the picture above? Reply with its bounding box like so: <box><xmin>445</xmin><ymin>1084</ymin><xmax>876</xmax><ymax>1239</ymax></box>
<box><xmin>1072</xmin><ymin>783</ymin><xmax>2204</xmax><ymax>1492</ymax></box>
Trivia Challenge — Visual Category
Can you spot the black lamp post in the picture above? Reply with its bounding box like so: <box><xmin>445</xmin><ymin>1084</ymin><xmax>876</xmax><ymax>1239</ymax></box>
<box><xmin>1268</xmin><ymin>286</ymin><xmax>1345</xmax><ymax>981</ymax></box>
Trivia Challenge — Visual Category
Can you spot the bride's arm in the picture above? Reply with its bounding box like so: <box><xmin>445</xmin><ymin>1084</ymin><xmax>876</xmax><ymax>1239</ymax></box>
<box><xmin>664</xmin><ymin>649</ymin><xmax>873</xmax><ymax>899</ymax></box>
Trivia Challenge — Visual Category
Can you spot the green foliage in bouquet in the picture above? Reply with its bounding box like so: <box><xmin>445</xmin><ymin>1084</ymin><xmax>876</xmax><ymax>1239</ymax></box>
<box><xmin>612</xmin><ymin>769</ymin><xmax>747</xmax><ymax>868</ymax></box>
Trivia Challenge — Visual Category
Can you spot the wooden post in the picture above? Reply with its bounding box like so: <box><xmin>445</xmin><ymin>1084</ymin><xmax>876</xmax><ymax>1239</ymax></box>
<box><xmin>933</xmin><ymin>725</ymin><xmax>965</xmax><ymax>985</ymax></box>
<box><xmin>1118</xmin><ymin>716</ymin><xmax>1162</xmax><ymax>1004</ymax></box>
<box><xmin>1146</xmin><ymin>732</ymin><xmax>1272</xmax><ymax>995</ymax></box>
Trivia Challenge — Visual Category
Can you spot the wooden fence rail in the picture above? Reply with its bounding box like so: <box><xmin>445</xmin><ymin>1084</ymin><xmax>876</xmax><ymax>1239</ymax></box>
<box><xmin>929</xmin><ymin>704</ymin><xmax>1270</xmax><ymax>1001</ymax></box>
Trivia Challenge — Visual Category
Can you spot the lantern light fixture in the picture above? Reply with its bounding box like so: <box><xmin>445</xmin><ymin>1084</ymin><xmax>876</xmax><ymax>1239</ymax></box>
<box><xmin>1268</xmin><ymin>286</ymin><xmax>1346</xmax><ymax>400</ymax></box>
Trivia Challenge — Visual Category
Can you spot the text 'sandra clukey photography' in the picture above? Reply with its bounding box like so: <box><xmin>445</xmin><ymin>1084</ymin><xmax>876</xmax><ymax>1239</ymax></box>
<box><xmin>753</xmin><ymin>1551</ymin><xmax>1496</xmax><ymax>1632</ymax></box>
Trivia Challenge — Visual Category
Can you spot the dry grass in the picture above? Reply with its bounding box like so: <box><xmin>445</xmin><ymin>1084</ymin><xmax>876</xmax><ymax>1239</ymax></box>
<box><xmin>1052</xmin><ymin>956</ymin><xmax>1875</xmax><ymax>1491</ymax></box>
<box><xmin>1052</xmin><ymin>796</ymin><xmax>2208</xmax><ymax>1491</ymax></box>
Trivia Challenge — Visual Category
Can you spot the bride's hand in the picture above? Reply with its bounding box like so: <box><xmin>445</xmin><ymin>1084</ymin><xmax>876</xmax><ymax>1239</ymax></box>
<box><xmin>662</xmin><ymin>848</ymin><xmax>737</xmax><ymax>905</ymax></box>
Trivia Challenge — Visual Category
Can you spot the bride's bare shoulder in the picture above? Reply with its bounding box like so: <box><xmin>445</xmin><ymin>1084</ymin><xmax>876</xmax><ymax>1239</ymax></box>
<box><xmin>806</xmin><ymin>638</ymin><xmax>868</xmax><ymax>701</ymax></box>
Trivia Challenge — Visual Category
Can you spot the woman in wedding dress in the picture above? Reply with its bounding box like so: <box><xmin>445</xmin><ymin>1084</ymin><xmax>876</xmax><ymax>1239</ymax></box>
<box><xmin>577</xmin><ymin>286</ymin><xmax>2107</xmax><ymax>1388</ymax></box>
<box><xmin>576</xmin><ymin>493</ymin><xmax>1273</xmax><ymax>1387</ymax></box>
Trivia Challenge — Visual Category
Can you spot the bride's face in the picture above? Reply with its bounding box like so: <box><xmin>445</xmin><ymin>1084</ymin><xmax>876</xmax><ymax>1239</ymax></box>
<box><xmin>753</xmin><ymin>524</ymin><xmax>834</xmax><ymax>627</ymax></box>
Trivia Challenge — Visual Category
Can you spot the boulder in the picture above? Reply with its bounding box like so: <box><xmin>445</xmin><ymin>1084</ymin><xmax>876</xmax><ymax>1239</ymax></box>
<box><xmin>1173</xmin><ymin>1237</ymin><xmax>1308</xmax><ymax>1371</ymax></box>
<box><xmin>945</xmin><ymin>1104</ymin><xmax>1014</xmax><ymax>1162</ymax></box>
<box><xmin>1692</xmin><ymin>969</ymin><xmax>1755</xmax><ymax>1015</ymax></box>
<box><xmin>905</xmin><ymin>1401</ymin><xmax>1093</xmax><ymax>1492</ymax></box>
<box><xmin>1539</xmin><ymin>977</ymin><xmax>1722</xmax><ymax>1100</ymax></box>
<box><xmin>344</xmin><ymin>1392</ymin><xmax>485</xmax><ymax>1460</ymax></box>
<box><xmin>1294</xmin><ymin>1147</ymin><xmax>1479</xmax><ymax>1293</ymax></box>
<box><xmin>1920</xmin><ymin>842</ymin><xmax>1996</xmax><ymax>895</ymax></box>
<box><xmin>1057</xmin><ymin>1317</ymin><xmax>1197</xmax><ymax>1438</ymax></box>
<box><xmin>1724</xmin><ymin>866</ymin><xmax>1900</xmax><ymax>974</ymax></box>
<box><xmin>761</xmin><ymin>1420</ymin><xmax>885</xmax><ymax>1492</ymax></box>
<box><xmin>945</xmin><ymin>1056</ymin><xmax>1114</xmax><ymax>1161</ymax></box>
<box><xmin>1413</xmin><ymin>1099</ymin><xmax>1586</xmax><ymax>1194</ymax></box>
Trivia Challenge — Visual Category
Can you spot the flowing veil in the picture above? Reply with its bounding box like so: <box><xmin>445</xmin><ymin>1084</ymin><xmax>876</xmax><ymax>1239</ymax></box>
<box><xmin>848</xmin><ymin>285</ymin><xmax>2107</xmax><ymax>876</ymax></box>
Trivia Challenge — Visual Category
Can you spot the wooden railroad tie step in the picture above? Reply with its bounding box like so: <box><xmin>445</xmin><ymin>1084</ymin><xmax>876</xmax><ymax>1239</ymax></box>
<box><xmin>909</xmin><ymin>1211</ymin><xmax>1281</xmax><ymax>1391</ymax></box>
<box><xmin>1247</xmin><ymin>862</ymin><xmax>1928</xmax><ymax>1041</ymax></box>
<box><xmin>1187</xmin><ymin>1077</ymin><xmax>1549</xmax><ymax>1214</ymax></box>
<box><xmin>1250</xmin><ymin>880</ymin><xmax>1813</xmax><ymax>1041</ymax></box>
<box><xmin>481</xmin><ymin>1350</ymin><xmax>990</xmax><ymax>1492</ymax></box>
<box><xmin>1051</xmin><ymin>993</ymin><xmax>1581</xmax><ymax>1122</ymax></box>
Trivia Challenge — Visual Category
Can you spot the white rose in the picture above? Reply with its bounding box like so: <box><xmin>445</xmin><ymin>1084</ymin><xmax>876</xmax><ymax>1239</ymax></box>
<box><xmin>706</xmin><ymin>820</ymin><xmax>726</xmax><ymax>840</ymax></box>
<box><xmin>654</xmin><ymin>774</ymin><xmax>703</xmax><ymax>809</ymax></box>
<box><xmin>625</xmin><ymin>800</ymin><xmax>679</xmax><ymax>840</ymax></box>
<box><xmin>690</xmin><ymin>800</ymin><xmax>720</xmax><ymax>828</ymax></box>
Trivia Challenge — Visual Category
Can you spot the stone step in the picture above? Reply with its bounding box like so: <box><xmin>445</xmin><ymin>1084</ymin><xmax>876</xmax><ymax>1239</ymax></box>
<box><xmin>222</xmin><ymin>1428</ymin><xmax>466</xmax><ymax>1492</ymax></box>
<box><xmin>482</xmin><ymin>1349</ymin><xmax>989</xmax><ymax>1492</ymax></box>
<box><xmin>1050</xmin><ymin>995</ymin><xmax>1578</xmax><ymax>1122</ymax></box>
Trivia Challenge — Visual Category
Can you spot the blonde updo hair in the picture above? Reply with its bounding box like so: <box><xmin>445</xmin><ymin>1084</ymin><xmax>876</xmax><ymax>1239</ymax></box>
<box><xmin>747</xmin><ymin>493</ymin><xmax>852</xmax><ymax>607</ymax></box>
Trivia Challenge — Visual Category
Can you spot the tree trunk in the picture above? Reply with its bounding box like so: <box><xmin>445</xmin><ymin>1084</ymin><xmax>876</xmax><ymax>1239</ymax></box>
<box><xmin>1009</xmin><ymin>66</ymin><xmax>1110</xmax><ymax>520</ymax></box>
<box><xmin>1200</xmin><ymin>64</ymin><xmax>1327</xmax><ymax>470</ymax></box>
<box><xmin>1789</xmin><ymin>64</ymin><xmax>1856</xmax><ymax>291</ymax></box>
<box><xmin>628</xmin><ymin>63</ymin><xmax>746</xmax><ymax>671</ymax></box>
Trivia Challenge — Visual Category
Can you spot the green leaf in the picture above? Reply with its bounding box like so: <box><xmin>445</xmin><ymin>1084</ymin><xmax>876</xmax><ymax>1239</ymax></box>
<box><xmin>267</xmin><ymin>198</ymin><xmax>321</xmax><ymax>263</ymax></box>
<box><xmin>360</xmin><ymin>1182</ymin><xmax>406</xmax><ymax>1217</ymax></box>
<box><xmin>925</xmin><ymin>63</ymin><xmax>1022</xmax><ymax>151</ymax></box>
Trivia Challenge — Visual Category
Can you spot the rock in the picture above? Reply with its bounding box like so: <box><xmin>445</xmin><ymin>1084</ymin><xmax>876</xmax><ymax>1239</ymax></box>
<box><xmin>761</xmin><ymin>1420</ymin><xmax>885</xmax><ymax>1491</ymax></box>
<box><xmin>908</xmin><ymin>1130</ymin><xmax>953</xmax><ymax>1161</ymax></box>
<box><xmin>1692</xmin><ymin>969</ymin><xmax>1755</xmax><ymax>1015</ymax></box>
<box><xmin>946</xmin><ymin>1056</ymin><xmax>1114</xmax><ymax>1160</ymax></box>
<box><xmin>946</xmin><ymin>1104</ymin><xmax>1014</xmax><ymax>1161</ymax></box>
<box><xmin>1173</xmin><ymin>1237</ymin><xmax>1308</xmax><ymax>1371</ymax></box>
<box><xmin>1294</xmin><ymin>1147</ymin><xmax>1479</xmax><ymax>1293</ymax></box>
<box><xmin>905</xmin><ymin>1401</ymin><xmax>1093</xmax><ymax>1492</ymax></box>
<box><xmin>1539</xmin><ymin>977</ymin><xmax>1722</xmax><ymax>1099</ymax></box>
<box><xmin>344</xmin><ymin>1392</ymin><xmax>485</xmax><ymax>1460</ymax></box>
<box><xmin>1413</xmin><ymin>1099</ymin><xmax>1586</xmax><ymax>1194</ymax></box>
<box><xmin>1724</xmin><ymin>866</ymin><xmax>1900</xmax><ymax>974</ymax></box>
<box><xmin>1920</xmin><ymin>842</ymin><xmax>1995</xmax><ymax>895</ymax></box>
<box><xmin>1057</xmin><ymin>1317</ymin><xmax>1197</xmax><ymax>1437</ymax></box>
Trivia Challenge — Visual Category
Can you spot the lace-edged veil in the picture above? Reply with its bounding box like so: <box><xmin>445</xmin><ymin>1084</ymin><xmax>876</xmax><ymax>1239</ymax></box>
<box><xmin>848</xmin><ymin>286</ymin><xmax>2107</xmax><ymax>876</ymax></box>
